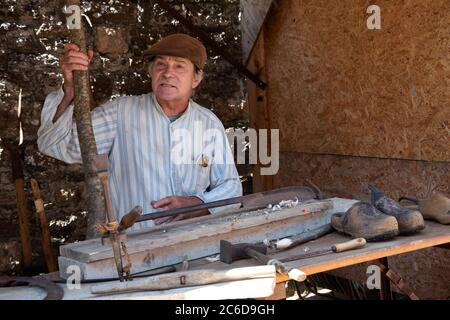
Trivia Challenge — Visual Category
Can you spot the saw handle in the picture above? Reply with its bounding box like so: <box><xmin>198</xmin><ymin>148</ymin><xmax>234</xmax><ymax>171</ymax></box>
<box><xmin>331</xmin><ymin>238</ymin><xmax>366</xmax><ymax>253</ymax></box>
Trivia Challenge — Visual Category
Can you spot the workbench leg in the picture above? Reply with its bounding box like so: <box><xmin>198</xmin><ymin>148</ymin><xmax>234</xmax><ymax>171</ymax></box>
<box><xmin>257</xmin><ymin>282</ymin><xmax>286</xmax><ymax>300</ymax></box>
<box><xmin>379</xmin><ymin>258</ymin><xmax>392</xmax><ymax>300</ymax></box>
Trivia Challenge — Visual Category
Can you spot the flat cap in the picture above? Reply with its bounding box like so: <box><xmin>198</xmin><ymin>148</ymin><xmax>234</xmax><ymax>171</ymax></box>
<box><xmin>143</xmin><ymin>33</ymin><xmax>207</xmax><ymax>70</ymax></box>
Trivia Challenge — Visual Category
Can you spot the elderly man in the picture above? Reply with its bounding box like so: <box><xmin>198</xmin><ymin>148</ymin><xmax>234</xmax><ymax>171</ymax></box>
<box><xmin>37</xmin><ymin>34</ymin><xmax>242</xmax><ymax>230</ymax></box>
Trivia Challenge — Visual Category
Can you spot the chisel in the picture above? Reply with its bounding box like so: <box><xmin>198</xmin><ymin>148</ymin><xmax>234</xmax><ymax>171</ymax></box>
<box><xmin>280</xmin><ymin>238</ymin><xmax>367</xmax><ymax>262</ymax></box>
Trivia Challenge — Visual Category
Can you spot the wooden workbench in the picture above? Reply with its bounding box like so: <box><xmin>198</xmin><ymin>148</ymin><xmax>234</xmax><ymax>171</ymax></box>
<box><xmin>1</xmin><ymin>221</ymin><xmax>448</xmax><ymax>300</ymax></box>
<box><xmin>188</xmin><ymin>220</ymin><xmax>450</xmax><ymax>298</ymax></box>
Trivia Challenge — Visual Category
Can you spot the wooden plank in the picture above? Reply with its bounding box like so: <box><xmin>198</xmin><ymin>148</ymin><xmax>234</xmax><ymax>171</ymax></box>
<box><xmin>277</xmin><ymin>221</ymin><xmax>450</xmax><ymax>280</ymax></box>
<box><xmin>8</xmin><ymin>145</ymin><xmax>33</xmax><ymax>268</ymax></box>
<box><xmin>30</xmin><ymin>178</ymin><xmax>58</xmax><ymax>272</ymax></box>
<box><xmin>58</xmin><ymin>199</ymin><xmax>358</xmax><ymax>280</ymax></box>
<box><xmin>241</xmin><ymin>0</ymin><xmax>274</xmax><ymax>63</ymax></box>
<box><xmin>58</xmin><ymin>206</ymin><xmax>332</xmax><ymax>279</ymax></box>
<box><xmin>58</xmin><ymin>206</ymin><xmax>251</xmax><ymax>257</ymax></box>
<box><xmin>263</xmin><ymin>0</ymin><xmax>450</xmax><ymax>162</ymax></box>
<box><xmin>62</xmin><ymin>199</ymin><xmax>334</xmax><ymax>262</ymax></box>
<box><xmin>246</xmin><ymin>29</ymin><xmax>272</xmax><ymax>192</ymax></box>
<box><xmin>91</xmin><ymin>266</ymin><xmax>276</xmax><ymax>294</ymax></box>
<box><xmin>88</xmin><ymin>277</ymin><xmax>276</xmax><ymax>300</ymax></box>
<box><xmin>0</xmin><ymin>277</ymin><xmax>276</xmax><ymax>300</ymax></box>
<box><xmin>59</xmin><ymin>206</ymin><xmax>263</xmax><ymax>258</ymax></box>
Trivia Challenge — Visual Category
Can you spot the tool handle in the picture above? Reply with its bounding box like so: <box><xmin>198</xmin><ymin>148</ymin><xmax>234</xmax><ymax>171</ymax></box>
<box><xmin>332</xmin><ymin>238</ymin><xmax>366</xmax><ymax>253</ymax></box>
<box><xmin>287</xmin><ymin>268</ymin><xmax>307</xmax><ymax>282</ymax></box>
<box><xmin>266</xmin><ymin>259</ymin><xmax>306</xmax><ymax>282</ymax></box>
<box><xmin>245</xmin><ymin>248</ymin><xmax>304</xmax><ymax>280</ymax></box>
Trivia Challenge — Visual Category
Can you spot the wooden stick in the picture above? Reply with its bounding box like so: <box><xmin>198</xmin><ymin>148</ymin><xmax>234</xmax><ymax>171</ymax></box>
<box><xmin>65</xmin><ymin>0</ymin><xmax>105</xmax><ymax>238</ymax></box>
<box><xmin>30</xmin><ymin>178</ymin><xmax>58</xmax><ymax>272</ymax></box>
<box><xmin>8</xmin><ymin>145</ymin><xmax>33</xmax><ymax>268</ymax></box>
<box><xmin>91</xmin><ymin>265</ymin><xmax>276</xmax><ymax>294</ymax></box>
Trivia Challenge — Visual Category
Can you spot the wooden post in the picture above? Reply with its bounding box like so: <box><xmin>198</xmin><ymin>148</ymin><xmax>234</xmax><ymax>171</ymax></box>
<box><xmin>64</xmin><ymin>0</ymin><xmax>105</xmax><ymax>238</ymax></box>
<box><xmin>378</xmin><ymin>258</ymin><xmax>393</xmax><ymax>300</ymax></box>
<box><xmin>246</xmin><ymin>29</ymin><xmax>273</xmax><ymax>192</ymax></box>
<box><xmin>8</xmin><ymin>145</ymin><xmax>33</xmax><ymax>268</ymax></box>
<box><xmin>30</xmin><ymin>178</ymin><xmax>58</xmax><ymax>272</ymax></box>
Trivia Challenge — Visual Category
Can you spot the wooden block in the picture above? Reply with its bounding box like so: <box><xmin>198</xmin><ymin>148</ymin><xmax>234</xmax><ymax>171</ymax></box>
<box><xmin>91</xmin><ymin>266</ymin><xmax>276</xmax><ymax>294</ymax></box>
<box><xmin>58</xmin><ymin>198</ymin><xmax>358</xmax><ymax>280</ymax></box>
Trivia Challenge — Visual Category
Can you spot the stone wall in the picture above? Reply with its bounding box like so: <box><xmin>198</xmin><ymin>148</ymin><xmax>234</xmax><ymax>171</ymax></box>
<box><xmin>0</xmin><ymin>0</ymin><xmax>248</xmax><ymax>275</ymax></box>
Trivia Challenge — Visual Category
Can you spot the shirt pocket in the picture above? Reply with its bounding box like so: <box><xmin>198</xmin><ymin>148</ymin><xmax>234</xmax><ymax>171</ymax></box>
<box><xmin>193</xmin><ymin>153</ymin><xmax>211</xmax><ymax>191</ymax></box>
<box><xmin>194</xmin><ymin>165</ymin><xmax>210</xmax><ymax>191</ymax></box>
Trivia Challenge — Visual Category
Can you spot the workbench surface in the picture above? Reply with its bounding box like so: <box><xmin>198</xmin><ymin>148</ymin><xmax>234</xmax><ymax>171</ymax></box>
<box><xmin>189</xmin><ymin>221</ymin><xmax>450</xmax><ymax>283</ymax></box>
<box><xmin>1</xmin><ymin>221</ymin><xmax>448</xmax><ymax>300</ymax></box>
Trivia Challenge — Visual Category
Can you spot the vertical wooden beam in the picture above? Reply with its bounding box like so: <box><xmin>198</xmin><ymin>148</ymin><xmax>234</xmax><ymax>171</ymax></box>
<box><xmin>65</xmin><ymin>0</ymin><xmax>105</xmax><ymax>238</ymax></box>
<box><xmin>241</xmin><ymin>0</ymin><xmax>275</xmax><ymax>64</ymax></box>
<box><xmin>246</xmin><ymin>30</ymin><xmax>273</xmax><ymax>193</ymax></box>
<box><xmin>30</xmin><ymin>178</ymin><xmax>58</xmax><ymax>273</ymax></box>
<box><xmin>379</xmin><ymin>258</ymin><xmax>393</xmax><ymax>300</ymax></box>
<box><xmin>8</xmin><ymin>145</ymin><xmax>33</xmax><ymax>268</ymax></box>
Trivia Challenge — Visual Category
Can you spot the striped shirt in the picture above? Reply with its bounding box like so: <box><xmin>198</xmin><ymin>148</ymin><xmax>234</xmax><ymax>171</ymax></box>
<box><xmin>37</xmin><ymin>89</ymin><xmax>243</xmax><ymax>231</ymax></box>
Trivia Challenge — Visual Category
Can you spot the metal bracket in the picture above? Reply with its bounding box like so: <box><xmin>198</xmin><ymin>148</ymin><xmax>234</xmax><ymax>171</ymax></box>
<box><xmin>374</xmin><ymin>259</ymin><xmax>420</xmax><ymax>300</ymax></box>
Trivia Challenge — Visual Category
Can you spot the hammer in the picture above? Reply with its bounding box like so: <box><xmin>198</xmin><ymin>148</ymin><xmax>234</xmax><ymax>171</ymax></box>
<box><xmin>220</xmin><ymin>240</ymin><xmax>306</xmax><ymax>282</ymax></box>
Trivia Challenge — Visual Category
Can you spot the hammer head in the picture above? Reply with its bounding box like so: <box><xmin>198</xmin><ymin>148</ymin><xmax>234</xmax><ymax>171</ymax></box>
<box><xmin>219</xmin><ymin>240</ymin><xmax>267</xmax><ymax>264</ymax></box>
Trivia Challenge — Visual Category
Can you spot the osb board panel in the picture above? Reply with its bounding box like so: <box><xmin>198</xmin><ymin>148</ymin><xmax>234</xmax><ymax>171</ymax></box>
<box><xmin>327</xmin><ymin>247</ymin><xmax>450</xmax><ymax>300</ymax></box>
<box><xmin>263</xmin><ymin>0</ymin><xmax>450</xmax><ymax>161</ymax></box>
<box><xmin>275</xmin><ymin>152</ymin><xmax>449</xmax><ymax>201</ymax></box>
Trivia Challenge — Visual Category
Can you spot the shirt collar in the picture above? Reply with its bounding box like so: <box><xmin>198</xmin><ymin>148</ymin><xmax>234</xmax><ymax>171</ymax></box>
<box><xmin>151</xmin><ymin>93</ymin><xmax>193</xmax><ymax>123</ymax></box>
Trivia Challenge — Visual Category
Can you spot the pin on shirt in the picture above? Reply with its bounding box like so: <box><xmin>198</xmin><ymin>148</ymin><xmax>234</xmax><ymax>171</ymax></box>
<box><xmin>197</xmin><ymin>154</ymin><xmax>209</xmax><ymax>167</ymax></box>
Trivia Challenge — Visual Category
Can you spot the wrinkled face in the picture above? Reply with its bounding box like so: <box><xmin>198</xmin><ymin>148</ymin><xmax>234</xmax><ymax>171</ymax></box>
<box><xmin>151</xmin><ymin>55</ymin><xmax>202</xmax><ymax>104</ymax></box>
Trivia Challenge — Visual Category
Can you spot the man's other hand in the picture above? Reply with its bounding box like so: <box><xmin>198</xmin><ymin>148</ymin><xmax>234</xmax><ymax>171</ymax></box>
<box><xmin>151</xmin><ymin>196</ymin><xmax>209</xmax><ymax>225</ymax></box>
<box><xmin>60</xmin><ymin>43</ymin><xmax>94</xmax><ymax>101</ymax></box>
<box><xmin>52</xmin><ymin>44</ymin><xmax>94</xmax><ymax>123</ymax></box>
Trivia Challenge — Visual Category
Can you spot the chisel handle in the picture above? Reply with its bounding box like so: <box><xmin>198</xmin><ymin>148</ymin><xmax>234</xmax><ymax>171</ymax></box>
<box><xmin>331</xmin><ymin>238</ymin><xmax>366</xmax><ymax>253</ymax></box>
